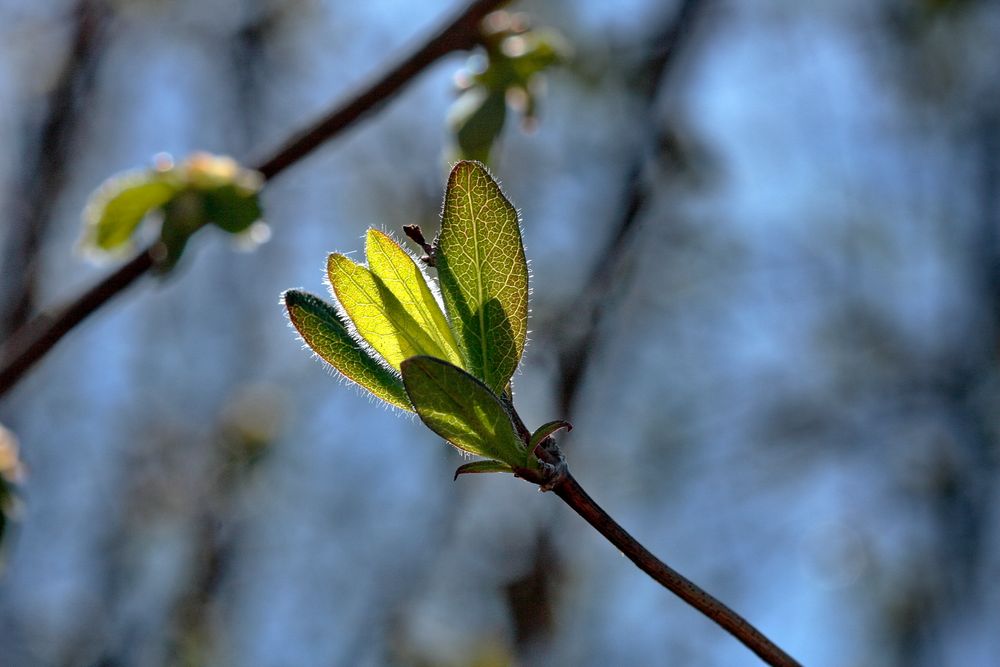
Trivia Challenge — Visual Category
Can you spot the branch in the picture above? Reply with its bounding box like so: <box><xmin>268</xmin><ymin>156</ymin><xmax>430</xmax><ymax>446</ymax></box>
<box><xmin>0</xmin><ymin>0</ymin><xmax>110</xmax><ymax>340</ymax></box>
<box><xmin>505</xmin><ymin>435</ymin><xmax>800</xmax><ymax>666</ymax></box>
<box><xmin>550</xmin><ymin>472</ymin><xmax>801</xmax><ymax>667</ymax></box>
<box><xmin>0</xmin><ymin>0</ymin><xmax>505</xmax><ymax>398</ymax></box>
<box><xmin>557</xmin><ymin>0</ymin><xmax>707</xmax><ymax>416</ymax></box>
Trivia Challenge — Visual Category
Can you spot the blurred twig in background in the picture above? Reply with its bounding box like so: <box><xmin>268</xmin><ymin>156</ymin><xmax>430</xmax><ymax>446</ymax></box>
<box><xmin>0</xmin><ymin>0</ymin><xmax>111</xmax><ymax>341</ymax></box>
<box><xmin>0</xmin><ymin>0</ymin><xmax>506</xmax><ymax>399</ymax></box>
<box><xmin>555</xmin><ymin>0</ymin><xmax>708</xmax><ymax>417</ymax></box>
<box><xmin>507</xmin><ymin>0</ymin><xmax>711</xmax><ymax>660</ymax></box>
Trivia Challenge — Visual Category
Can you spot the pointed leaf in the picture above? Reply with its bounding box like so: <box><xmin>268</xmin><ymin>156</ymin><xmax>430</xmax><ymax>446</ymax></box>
<box><xmin>284</xmin><ymin>289</ymin><xmax>411</xmax><ymax>410</ymax></box>
<box><xmin>454</xmin><ymin>459</ymin><xmax>514</xmax><ymax>480</ymax></box>
<box><xmin>436</xmin><ymin>161</ymin><xmax>528</xmax><ymax>394</ymax></box>
<box><xmin>450</xmin><ymin>88</ymin><xmax>507</xmax><ymax>163</ymax></box>
<box><xmin>83</xmin><ymin>171</ymin><xmax>179</xmax><ymax>251</ymax></box>
<box><xmin>327</xmin><ymin>253</ymin><xmax>451</xmax><ymax>370</ymax></box>
<box><xmin>528</xmin><ymin>420</ymin><xmax>573</xmax><ymax>454</ymax></box>
<box><xmin>400</xmin><ymin>356</ymin><xmax>525</xmax><ymax>464</ymax></box>
<box><xmin>204</xmin><ymin>184</ymin><xmax>263</xmax><ymax>233</ymax></box>
<box><xmin>364</xmin><ymin>229</ymin><xmax>464</xmax><ymax>367</ymax></box>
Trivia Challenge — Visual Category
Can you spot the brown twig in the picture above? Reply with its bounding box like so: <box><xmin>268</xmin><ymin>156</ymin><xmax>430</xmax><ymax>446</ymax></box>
<box><xmin>0</xmin><ymin>0</ymin><xmax>505</xmax><ymax>398</ymax></box>
<box><xmin>511</xmin><ymin>436</ymin><xmax>799</xmax><ymax>667</ymax></box>
<box><xmin>0</xmin><ymin>0</ymin><xmax>110</xmax><ymax>340</ymax></box>
<box><xmin>550</xmin><ymin>471</ymin><xmax>801</xmax><ymax>667</ymax></box>
<box><xmin>402</xmin><ymin>224</ymin><xmax>437</xmax><ymax>266</ymax></box>
<box><xmin>0</xmin><ymin>248</ymin><xmax>155</xmax><ymax>395</ymax></box>
<box><xmin>506</xmin><ymin>431</ymin><xmax>799</xmax><ymax>666</ymax></box>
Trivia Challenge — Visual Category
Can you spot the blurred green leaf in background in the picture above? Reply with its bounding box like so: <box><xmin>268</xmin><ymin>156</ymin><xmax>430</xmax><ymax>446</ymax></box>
<box><xmin>81</xmin><ymin>152</ymin><xmax>265</xmax><ymax>270</ymax></box>
<box><xmin>448</xmin><ymin>11</ymin><xmax>568</xmax><ymax>162</ymax></box>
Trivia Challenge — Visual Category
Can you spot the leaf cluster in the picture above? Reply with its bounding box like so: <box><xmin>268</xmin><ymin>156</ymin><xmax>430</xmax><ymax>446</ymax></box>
<box><xmin>81</xmin><ymin>152</ymin><xmax>264</xmax><ymax>270</ymax></box>
<box><xmin>448</xmin><ymin>11</ymin><xmax>568</xmax><ymax>163</ymax></box>
<box><xmin>285</xmin><ymin>161</ymin><xmax>561</xmax><ymax>477</ymax></box>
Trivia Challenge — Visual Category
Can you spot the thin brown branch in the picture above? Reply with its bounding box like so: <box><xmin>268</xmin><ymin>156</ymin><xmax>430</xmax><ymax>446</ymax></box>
<box><xmin>0</xmin><ymin>0</ymin><xmax>110</xmax><ymax>340</ymax></box>
<box><xmin>254</xmin><ymin>0</ymin><xmax>505</xmax><ymax>180</ymax></box>
<box><xmin>551</xmin><ymin>471</ymin><xmax>801</xmax><ymax>667</ymax></box>
<box><xmin>0</xmin><ymin>0</ymin><xmax>505</xmax><ymax>399</ymax></box>
<box><xmin>0</xmin><ymin>249</ymin><xmax>154</xmax><ymax>395</ymax></box>
<box><xmin>510</xmin><ymin>432</ymin><xmax>798</xmax><ymax>665</ymax></box>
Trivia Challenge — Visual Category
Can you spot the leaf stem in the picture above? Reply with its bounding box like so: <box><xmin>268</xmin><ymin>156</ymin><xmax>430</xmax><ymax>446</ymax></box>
<box><xmin>551</xmin><ymin>472</ymin><xmax>801</xmax><ymax>667</ymax></box>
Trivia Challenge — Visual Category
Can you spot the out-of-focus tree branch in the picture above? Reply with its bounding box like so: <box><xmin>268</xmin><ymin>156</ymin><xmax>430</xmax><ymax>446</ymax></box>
<box><xmin>0</xmin><ymin>0</ymin><xmax>506</xmax><ymax>398</ymax></box>
<box><xmin>555</xmin><ymin>0</ymin><xmax>708</xmax><ymax>418</ymax></box>
<box><xmin>0</xmin><ymin>0</ymin><xmax>111</xmax><ymax>340</ymax></box>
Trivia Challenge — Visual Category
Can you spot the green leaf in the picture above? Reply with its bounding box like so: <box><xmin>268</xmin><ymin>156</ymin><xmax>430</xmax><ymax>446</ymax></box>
<box><xmin>450</xmin><ymin>88</ymin><xmax>507</xmax><ymax>163</ymax></box>
<box><xmin>454</xmin><ymin>459</ymin><xmax>514</xmax><ymax>479</ymax></box>
<box><xmin>284</xmin><ymin>289</ymin><xmax>411</xmax><ymax>411</ymax></box>
<box><xmin>507</xmin><ymin>30</ymin><xmax>565</xmax><ymax>82</ymax></box>
<box><xmin>400</xmin><ymin>356</ymin><xmax>525</xmax><ymax>464</ymax></box>
<box><xmin>364</xmin><ymin>230</ymin><xmax>464</xmax><ymax>367</ymax></box>
<box><xmin>83</xmin><ymin>171</ymin><xmax>179</xmax><ymax>251</ymax></box>
<box><xmin>327</xmin><ymin>253</ymin><xmax>453</xmax><ymax>370</ymax></box>
<box><xmin>528</xmin><ymin>420</ymin><xmax>572</xmax><ymax>454</ymax></box>
<box><xmin>204</xmin><ymin>184</ymin><xmax>263</xmax><ymax>234</ymax></box>
<box><xmin>436</xmin><ymin>161</ymin><xmax>528</xmax><ymax>394</ymax></box>
<box><xmin>154</xmin><ymin>190</ymin><xmax>207</xmax><ymax>271</ymax></box>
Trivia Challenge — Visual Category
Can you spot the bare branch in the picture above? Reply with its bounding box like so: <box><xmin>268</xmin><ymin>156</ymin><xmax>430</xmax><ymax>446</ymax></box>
<box><xmin>556</xmin><ymin>0</ymin><xmax>709</xmax><ymax>416</ymax></box>
<box><xmin>551</xmin><ymin>472</ymin><xmax>801</xmax><ymax>667</ymax></box>
<box><xmin>506</xmin><ymin>432</ymin><xmax>799</xmax><ymax>666</ymax></box>
<box><xmin>0</xmin><ymin>0</ymin><xmax>110</xmax><ymax>339</ymax></box>
<box><xmin>0</xmin><ymin>0</ymin><xmax>506</xmax><ymax>398</ymax></box>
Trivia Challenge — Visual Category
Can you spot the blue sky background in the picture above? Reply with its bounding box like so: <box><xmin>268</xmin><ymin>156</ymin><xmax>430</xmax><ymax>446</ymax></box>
<box><xmin>2</xmin><ymin>1</ymin><xmax>999</xmax><ymax>665</ymax></box>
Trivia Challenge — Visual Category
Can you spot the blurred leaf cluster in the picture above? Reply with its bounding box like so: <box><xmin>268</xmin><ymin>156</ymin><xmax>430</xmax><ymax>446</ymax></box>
<box><xmin>0</xmin><ymin>423</ymin><xmax>24</xmax><ymax>547</ymax></box>
<box><xmin>449</xmin><ymin>11</ymin><xmax>568</xmax><ymax>162</ymax></box>
<box><xmin>81</xmin><ymin>152</ymin><xmax>265</xmax><ymax>270</ymax></box>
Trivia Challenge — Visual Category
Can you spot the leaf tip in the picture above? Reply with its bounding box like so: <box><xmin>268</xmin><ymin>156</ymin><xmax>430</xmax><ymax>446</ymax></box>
<box><xmin>454</xmin><ymin>459</ymin><xmax>515</xmax><ymax>479</ymax></box>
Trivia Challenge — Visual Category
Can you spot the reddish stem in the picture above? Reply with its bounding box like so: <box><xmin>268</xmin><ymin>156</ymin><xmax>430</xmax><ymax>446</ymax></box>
<box><xmin>552</xmin><ymin>472</ymin><xmax>801</xmax><ymax>667</ymax></box>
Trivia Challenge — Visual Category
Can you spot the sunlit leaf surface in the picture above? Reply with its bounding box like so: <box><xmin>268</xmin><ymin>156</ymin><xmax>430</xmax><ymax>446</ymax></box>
<box><xmin>364</xmin><ymin>229</ymin><xmax>464</xmax><ymax>367</ymax></box>
<box><xmin>83</xmin><ymin>173</ymin><xmax>178</xmax><ymax>251</ymax></box>
<box><xmin>436</xmin><ymin>161</ymin><xmax>528</xmax><ymax>394</ymax></box>
<box><xmin>401</xmin><ymin>356</ymin><xmax>524</xmax><ymax>463</ymax></box>
<box><xmin>454</xmin><ymin>459</ymin><xmax>514</xmax><ymax>479</ymax></box>
<box><xmin>327</xmin><ymin>253</ymin><xmax>451</xmax><ymax>370</ymax></box>
<box><xmin>284</xmin><ymin>289</ymin><xmax>411</xmax><ymax>410</ymax></box>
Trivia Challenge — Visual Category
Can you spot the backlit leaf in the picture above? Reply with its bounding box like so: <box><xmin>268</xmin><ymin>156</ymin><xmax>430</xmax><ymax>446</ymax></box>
<box><xmin>327</xmin><ymin>253</ymin><xmax>451</xmax><ymax>370</ymax></box>
<box><xmin>204</xmin><ymin>184</ymin><xmax>263</xmax><ymax>234</ymax></box>
<box><xmin>454</xmin><ymin>459</ymin><xmax>514</xmax><ymax>479</ymax></box>
<box><xmin>450</xmin><ymin>88</ymin><xmax>507</xmax><ymax>163</ymax></box>
<box><xmin>83</xmin><ymin>171</ymin><xmax>179</xmax><ymax>251</ymax></box>
<box><xmin>364</xmin><ymin>229</ymin><xmax>464</xmax><ymax>367</ymax></box>
<box><xmin>284</xmin><ymin>289</ymin><xmax>411</xmax><ymax>410</ymax></box>
<box><xmin>400</xmin><ymin>356</ymin><xmax>525</xmax><ymax>463</ymax></box>
<box><xmin>436</xmin><ymin>161</ymin><xmax>528</xmax><ymax>394</ymax></box>
<box><xmin>528</xmin><ymin>419</ymin><xmax>572</xmax><ymax>454</ymax></box>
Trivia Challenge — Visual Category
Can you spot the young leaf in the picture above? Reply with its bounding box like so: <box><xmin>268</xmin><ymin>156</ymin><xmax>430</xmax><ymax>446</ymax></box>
<box><xmin>284</xmin><ymin>289</ymin><xmax>411</xmax><ymax>411</ymax></box>
<box><xmin>436</xmin><ymin>161</ymin><xmax>528</xmax><ymax>394</ymax></box>
<box><xmin>327</xmin><ymin>253</ymin><xmax>452</xmax><ymax>370</ymax></box>
<box><xmin>528</xmin><ymin>419</ymin><xmax>572</xmax><ymax>453</ymax></box>
<box><xmin>449</xmin><ymin>88</ymin><xmax>507</xmax><ymax>163</ymax></box>
<box><xmin>364</xmin><ymin>230</ymin><xmax>464</xmax><ymax>367</ymax></box>
<box><xmin>204</xmin><ymin>184</ymin><xmax>263</xmax><ymax>234</ymax></box>
<box><xmin>83</xmin><ymin>172</ymin><xmax>179</xmax><ymax>251</ymax></box>
<box><xmin>454</xmin><ymin>459</ymin><xmax>514</xmax><ymax>479</ymax></box>
<box><xmin>400</xmin><ymin>356</ymin><xmax>525</xmax><ymax>464</ymax></box>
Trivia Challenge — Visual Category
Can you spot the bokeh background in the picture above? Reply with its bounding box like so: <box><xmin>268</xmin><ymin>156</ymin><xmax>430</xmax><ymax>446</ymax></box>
<box><xmin>2</xmin><ymin>0</ymin><xmax>1000</xmax><ymax>665</ymax></box>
